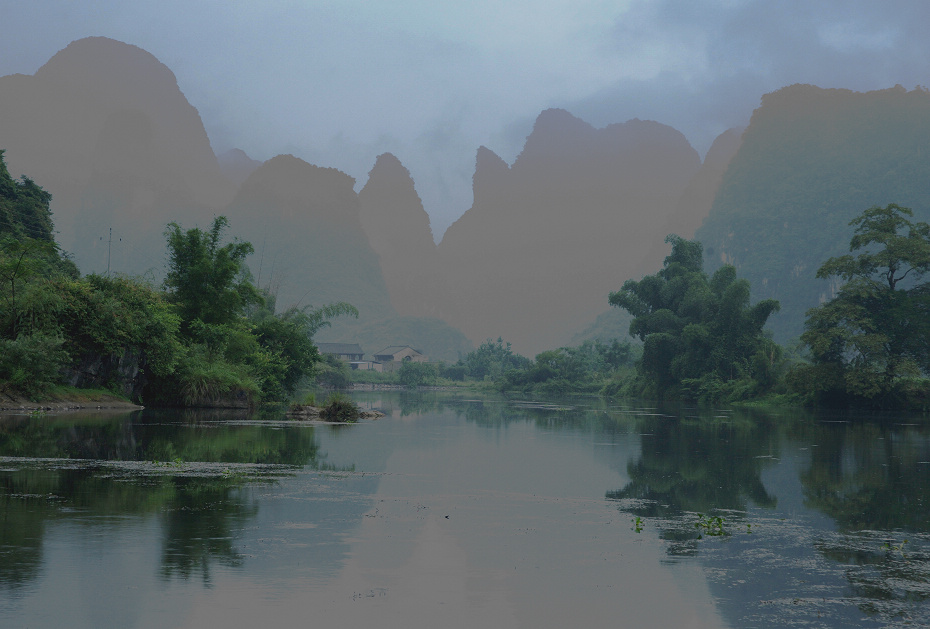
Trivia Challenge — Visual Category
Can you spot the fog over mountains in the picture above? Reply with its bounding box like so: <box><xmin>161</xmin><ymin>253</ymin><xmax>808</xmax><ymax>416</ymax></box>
<box><xmin>3</xmin><ymin>37</ymin><xmax>929</xmax><ymax>357</ymax></box>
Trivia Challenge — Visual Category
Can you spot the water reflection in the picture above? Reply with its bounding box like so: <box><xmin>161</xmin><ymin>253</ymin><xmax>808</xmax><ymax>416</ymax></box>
<box><xmin>2</xmin><ymin>396</ymin><xmax>930</xmax><ymax>627</ymax></box>
<box><xmin>0</xmin><ymin>408</ymin><xmax>326</xmax><ymax>591</ymax></box>
<box><xmin>0</xmin><ymin>409</ymin><xmax>323</xmax><ymax>465</ymax></box>
<box><xmin>160</xmin><ymin>479</ymin><xmax>257</xmax><ymax>585</ymax></box>
<box><xmin>608</xmin><ymin>410</ymin><xmax>779</xmax><ymax>515</ymax></box>
<box><xmin>597</xmin><ymin>403</ymin><xmax>930</xmax><ymax>625</ymax></box>
<box><xmin>792</xmin><ymin>419</ymin><xmax>930</xmax><ymax>532</ymax></box>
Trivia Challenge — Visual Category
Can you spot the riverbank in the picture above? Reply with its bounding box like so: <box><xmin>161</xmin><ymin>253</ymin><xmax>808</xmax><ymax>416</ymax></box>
<box><xmin>0</xmin><ymin>388</ymin><xmax>143</xmax><ymax>412</ymax></box>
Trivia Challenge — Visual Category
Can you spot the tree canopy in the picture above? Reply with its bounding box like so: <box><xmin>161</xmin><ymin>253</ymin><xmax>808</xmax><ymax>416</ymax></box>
<box><xmin>795</xmin><ymin>204</ymin><xmax>930</xmax><ymax>404</ymax></box>
<box><xmin>163</xmin><ymin>216</ymin><xmax>259</xmax><ymax>331</ymax></box>
<box><xmin>609</xmin><ymin>235</ymin><xmax>781</xmax><ymax>402</ymax></box>
<box><xmin>0</xmin><ymin>150</ymin><xmax>54</xmax><ymax>243</ymax></box>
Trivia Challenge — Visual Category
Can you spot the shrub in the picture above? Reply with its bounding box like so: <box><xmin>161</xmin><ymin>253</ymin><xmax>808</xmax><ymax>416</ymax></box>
<box><xmin>398</xmin><ymin>361</ymin><xmax>438</xmax><ymax>388</ymax></box>
<box><xmin>0</xmin><ymin>333</ymin><xmax>68</xmax><ymax>397</ymax></box>
<box><xmin>319</xmin><ymin>393</ymin><xmax>359</xmax><ymax>422</ymax></box>
<box><xmin>155</xmin><ymin>344</ymin><xmax>260</xmax><ymax>407</ymax></box>
<box><xmin>315</xmin><ymin>354</ymin><xmax>351</xmax><ymax>388</ymax></box>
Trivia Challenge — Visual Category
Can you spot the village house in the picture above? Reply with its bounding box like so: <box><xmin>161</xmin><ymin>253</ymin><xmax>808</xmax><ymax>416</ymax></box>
<box><xmin>316</xmin><ymin>342</ymin><xmax>382</xmax><ymax>371</ymax></box>
<box><xmin>373</xmin><ymin>345</ymin><xmax>428</xmax><ymax>372</ymax></box>
<box><xmin>316</xmin><ymin>343</ymin><xmax>364</xmax><ymax>361</ymax></box>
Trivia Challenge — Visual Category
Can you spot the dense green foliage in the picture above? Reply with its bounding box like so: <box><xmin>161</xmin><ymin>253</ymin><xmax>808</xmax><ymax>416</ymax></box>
<box><xmin>501</xmin><ymin>339</ymin><xmax>638</xmax><ymax>394</ymax></box>
<box><xmin>319</xmin><ymin>392</ymin><xmax>360</xmax><ymax>422</ymax></box>
<box><xmin>0</xmin><ymin>153</ymin><xmax>348</xmax><ymax>403</ymax></box>
<box><xmin>0</xmin><ymin>154</ymin><xmax>84</xmax><ymax>396</ymax></box>
<box><xmin>609</xmin><ymin>235</ymin><xmax>782</xmax><ymax>403</ymax></box>
<box><xmin>0</xmin><ymin>150</ymin><xmax>55</xmax><ymax>243</ymax></box>
<box><xmin>0</xmin><ymin>334</ymin><xmax>68</xmax><ymax>397</ymax></box>
<box><xmin>54</xmin><ymin>274</ymin><xmax>182</xmax><ymax>378</ymax></box>
<box><xmin>150</xmin><ymin>216</ymin><xmax>356</xmax><ymax>405</ymax></box>
<box><xmin>164</xmin><ymin>217</ymin><xmax>260</xmax><ymax>331</ymax></box>
<box><xmin>0</xmin><ymin>237</ymin><xmax>64</xmax><ymax>339</ymax></box>
<box><xmin>464</xmin><ymin>337</ymin><xmax>531</xmax><ymax>381</ymax></box>
<box><xmin>791</xmin><ymin>205</ymin><xmax>930</xmax><ymax>406</ymax></box>
<box><xmin>397</xmin><ymin>361</ymin><xmax>439</xmax><ymax>388</ymax></box>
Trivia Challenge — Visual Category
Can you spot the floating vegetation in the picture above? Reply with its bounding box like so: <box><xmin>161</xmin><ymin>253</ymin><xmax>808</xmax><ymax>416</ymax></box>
<box><xmin>694</xmin><ymin>513</ymin><xmax>728</xmax><ymax>538</ymax></box>
<box><xmin>0</xmin><ymin>455</ymin><xmax>297</xmax><ymax>482</ymax></box>
<box><xmin>611</xmin><ymin>497</ymin><xmax>930</xmax><ymax>626</ymax></box>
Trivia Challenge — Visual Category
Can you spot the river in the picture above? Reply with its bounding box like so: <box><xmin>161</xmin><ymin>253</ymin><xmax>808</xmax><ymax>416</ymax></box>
<box><xmin>1</xmin><ymin>391</ymin><xmax>928</xmax><ymax>627</ymax></box>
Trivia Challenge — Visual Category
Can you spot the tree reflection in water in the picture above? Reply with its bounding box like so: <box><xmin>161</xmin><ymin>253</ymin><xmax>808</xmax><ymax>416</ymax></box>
<box><xmin>0</xmin><ymin>408</ymin><xmax>326</xmax><ymax>589</ymax></box>
<box><xmin>159</xmin><ymin>478</ymin><xmax>257</xmax><ymax>585</ymax></box>
<box><xmin>794</xmin><ymin>418</ymin><xmax>930</xmax><ymax>617</ymax></box>
<box><xmin>606</xmin><ymin>410</ymin><xmax>779</xmax><ymax>526</ymax></box>
<box><xmin>792</xmin><ymin>419</ymin><xmax>930</xmax><ymax>532</ymax></box>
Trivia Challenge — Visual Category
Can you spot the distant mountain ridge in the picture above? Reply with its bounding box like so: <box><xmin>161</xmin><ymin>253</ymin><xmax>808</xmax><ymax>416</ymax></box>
<box><xmin>0</xmin><ymin>36</ymin><xmax>233</xmax><ymax>275</ymax></box>
<box><xmin>5</xmin><ymin>38</ymin><xmax>928</xmax><ymax>359</ymax></box>
<box><xmin>0</xmin><ymin>37</ymin><xmax>470</xmax><ymax>360</ymax></box>
<box><xmin>437</xmin><ymin>108</ymin><xmax>702</xmax><ymax>353</ymax></box>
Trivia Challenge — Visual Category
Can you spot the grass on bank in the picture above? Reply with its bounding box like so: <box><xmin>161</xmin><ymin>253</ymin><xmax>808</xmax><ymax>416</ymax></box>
<box><xmin>0</xmin><ymin>384</ymin><xmax>137</xmax><ymax>406</ymax></box>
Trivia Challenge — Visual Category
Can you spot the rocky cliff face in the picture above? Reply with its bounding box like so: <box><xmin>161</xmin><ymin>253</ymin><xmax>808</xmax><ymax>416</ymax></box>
<box><xmin>438</xmin><ymin>108</ymin><xmax>701</xmax><ymax>354</ymax></box>
<box><xmin>0</xmin><ymin>37</ymin><xmax>233</xmax><ymax>276</ymax></box>
<box><xmin>668</xmin><ymin>126</ymin><xmax>745</xmax><ymax>242</ymax></box>
<box><xmin>695</xmin><ymin>84</ymin><xmax>930</xmax><ymax>341</ymax></box>
<box><xmin>358</xmin><ymin>153</ymin><xmax>444</xmax><ymax>318</ymax></box>
<box><xmin>223</xmin><ymin>154</ymin><xmax>393</xmax><ymax>317</ymax></box>
<box><xmin>630</xmin><ymin>126</ymin><xmax>745</xmax><ymax>280</ymax></box>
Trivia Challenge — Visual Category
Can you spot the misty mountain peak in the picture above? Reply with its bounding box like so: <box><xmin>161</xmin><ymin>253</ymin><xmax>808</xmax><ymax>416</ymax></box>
<box><xmin>474</xmin><ymin>145</ymin><xmax>509</xmax><ymax>172</ymax></box>
<box><xmin>358</xmin><ymin>152</ymin><xmax>440</xmax><ymax>317</ymax></box>
<box><xmin>531</xmin><ymin>108</ymin><xmax>594</xmax><ymax>137</ymax></box>
<box><xmin>243</xmin><ymin>154</ymin><xmax>357</xmax><ymax>214</ymax></box>
<box><xmin>472</xmin><ymin>146</ymin><xmax>509</xmax><ymax>204</ymax></box>
<box><xmin>0</xmin><ymin>37</ymin><xmax>234</xmax><ymax>275</ymax></box>
<box><xmin>365</xmin><ymin>153</ymin><xmax>418</xmax><ymax>195</ymax></box>
<box><xmin>513</xmin><ymin>108</ymin><xmax>595</xmax><ymax>168</ymax></box>
<box><xmin>360</xmin><ymin>152</ymin><xmax>430</xmax><ymax>227</ymax></box>
<box><xmin>36</xmin><ymin>37</ymin><xmax>181</xmax><ymax>98</ymax></box>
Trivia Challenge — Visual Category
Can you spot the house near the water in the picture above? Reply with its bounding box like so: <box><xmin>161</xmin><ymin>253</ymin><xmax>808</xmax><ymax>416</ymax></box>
<box><xmin>317</xmin><ymin>343</ymin><xmax>429</xmax><ymax>372</ymax></box>
<box><xmin>316</xmin><ymin>343</ymin><xmax>364</xmax><ymax>361</ymax></box>
<box><xmin>316</xmin><ymin>342</ymin><xmax>382</xmax><ymax>371</ymax></box>
<box><xmin>373</xmin><ymin>345</ymin><xmax>428</xmax><ymax>371</ymax></box>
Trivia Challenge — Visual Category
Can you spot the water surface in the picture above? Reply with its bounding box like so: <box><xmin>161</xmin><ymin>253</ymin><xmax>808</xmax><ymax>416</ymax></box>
<box><xmin>1</xmin><ymin>393</ymin><xmax>928</xmax><ymax>627</ymax></box>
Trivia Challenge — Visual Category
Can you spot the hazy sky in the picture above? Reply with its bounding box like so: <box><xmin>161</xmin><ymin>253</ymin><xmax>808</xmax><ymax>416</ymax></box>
<box><xmin>3</xmin><ymin>0</ymin><xmax>930</xmax><ymax>238</ymax></box>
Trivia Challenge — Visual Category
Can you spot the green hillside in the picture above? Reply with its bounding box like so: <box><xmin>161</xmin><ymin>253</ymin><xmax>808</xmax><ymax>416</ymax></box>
<box><xmin>696</xmin><ymin>84</ymin><xmax>930</xmax><ymax>342</ymax></box>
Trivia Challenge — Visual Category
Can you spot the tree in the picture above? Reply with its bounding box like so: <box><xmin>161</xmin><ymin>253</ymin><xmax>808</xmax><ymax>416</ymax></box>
<box><xmin>0</xmin><ymin>236</ymin><xmax>59</xmax><ymax>338</ymax></box>
<box><xmin>0</xmin><ymin>152</ymin><xmax>77</xmax><ymax>338</ymax></box>
<box><xmin>797</xmin><ymin>204</ymin><xmax>930</xmax><ymax>402</ymax></box>
<box><xmin>251</xmin><ymin>302</ymin><xmax>357</xmax><ymax>397</ymax></box>
<box><xmin>163</xmin><ymin>216</ymin><xmax>259</xmax><ymax>331</ymax></box>
<box><xmin>0</xmin><ymin>150</ymin><xmax>54</xmax><ymax>242</ymax></box>
<box><xmin>54</xmin><ymin>274</ymin><xmax>182</xmax><ymax>380</ymax></box>
<box><xmin>463</xmin><ymin>337</ymin><xmax>530</xmax><ymax>380</ymax></box>
<box><xmin>609</xmin><ymin>235</ymin><xmax>781</xmax><ymax>401</ymax></box>
<box><xmin>398</xmin><ymin>361</ymin><xmax>438</xmax><ymax>388</ymax></box>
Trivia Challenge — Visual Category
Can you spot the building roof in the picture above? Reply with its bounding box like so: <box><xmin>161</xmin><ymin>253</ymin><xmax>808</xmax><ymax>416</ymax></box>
<box><xmin>316</xmin><ymin>342</ymin><xmax>364</xmax><ymax>355</ymax></box>
<box><xmin>373</xmin><ymin>345</ymin><xmax>423</xmax><ymax>357</ymax></box>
